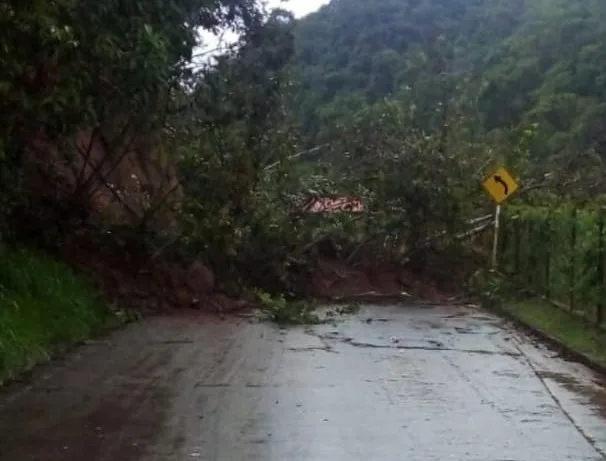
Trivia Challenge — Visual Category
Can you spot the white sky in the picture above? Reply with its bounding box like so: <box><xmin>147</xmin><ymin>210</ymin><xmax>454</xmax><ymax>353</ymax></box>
<box><xmin>196</xmin><ymin>0</ymin><xmax>329</xmax><ymax>60</ymax></box>
<box><xmin>272</xmin><ymin>0</ymin><xmax>330</xmax><ymax>18</ymax></box>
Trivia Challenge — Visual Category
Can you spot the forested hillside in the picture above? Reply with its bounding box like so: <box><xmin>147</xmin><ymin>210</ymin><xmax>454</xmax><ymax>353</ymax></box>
<box><xmin>294</xmin><ymin>0</ymin><xmax>606</xmax><ymax>161</ymax></box>
<box><xmin>3</xmin><ymin>0</ymin><xmax>606</xmax><ymax>382</ymax></box>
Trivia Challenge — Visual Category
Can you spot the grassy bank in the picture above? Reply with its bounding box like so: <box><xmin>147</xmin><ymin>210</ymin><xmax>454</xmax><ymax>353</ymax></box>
<box><xmin>500</xmin><ymin>205</ymin><xmax>606</xmax><ymax>326</ymax></box>
<box><xmin>503</xmin><ymin>298</ymin><xmax>606</xmax><ymax>368</ymax></box>
<box><xmin>0</xmin><ymin>245</ymin><xmax>119</xmax><ymax>385</ymax></box>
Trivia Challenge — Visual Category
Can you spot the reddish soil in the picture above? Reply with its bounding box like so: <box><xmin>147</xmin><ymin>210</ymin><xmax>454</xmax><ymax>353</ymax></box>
<box><xmin>306</xmin><ymin>255</ymin><xmax>468</xmax><ymax>303</ymax></box>
<box><xmin>60</xmin><ymin>235</ymin><xmax>246</xmax><ymax>316</ymax></box>
<box><xmin>59</xmin><ymin>233</ymin><xmax>481</xmax><ymax>316</ymax></box>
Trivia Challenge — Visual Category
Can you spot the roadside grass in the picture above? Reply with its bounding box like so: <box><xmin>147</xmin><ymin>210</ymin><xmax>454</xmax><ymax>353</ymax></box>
<box><xmin>504</xmin><ymin>298</ymin><xmax>606</xmax><ymax>367</ymax></box>
<box><xmin>0</xmin><ymin>245</ymin><xmax>120</xmax><ymax>385</ymax></box>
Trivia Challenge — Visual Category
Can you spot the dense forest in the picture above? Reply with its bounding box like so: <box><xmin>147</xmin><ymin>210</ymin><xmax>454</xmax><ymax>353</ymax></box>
<box><xmin>294</xmin><ymin>0</ymin><xmax>606</xmax><ymax>165</ymax></box>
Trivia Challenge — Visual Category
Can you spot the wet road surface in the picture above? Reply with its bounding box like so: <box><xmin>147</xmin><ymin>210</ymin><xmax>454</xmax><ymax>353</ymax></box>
<box><xmin>1</xmin><ymin>303</ymin><xmax>605</xmax><ymax>461</ymax></box>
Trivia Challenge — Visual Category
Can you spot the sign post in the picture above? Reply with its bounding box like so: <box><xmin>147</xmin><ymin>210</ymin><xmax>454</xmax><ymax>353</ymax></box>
<box><xmin>482</xmin><ymin>166</ymin><xmax>519</xmax><ymax>271</ymax></box>
<box><xmin>491</xmin><ymin>204</ymin><xmax>502</xmax><ymax>271</ymax></box>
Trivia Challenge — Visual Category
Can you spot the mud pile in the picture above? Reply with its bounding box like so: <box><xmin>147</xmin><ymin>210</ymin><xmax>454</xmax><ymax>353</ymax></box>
<box><xmin>306</xmin><ymin>259</ymin><xmax>457</xmax><ymax>303</ymax></box>
<box><xmin>61</xmin><ymin>236</ymin><xmax>246</xmax><ymax>315</ymax></box>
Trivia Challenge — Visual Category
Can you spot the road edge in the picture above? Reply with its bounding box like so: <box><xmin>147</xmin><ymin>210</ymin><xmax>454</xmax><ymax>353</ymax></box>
<box><xmin>310</xmin><ymin>293</ymin><xmax>466</xmax><ymax>306</ymax></box>
<box><xmin>0</xmin><ymin>316</ymin><xmax>133</xmax><ymax>391</ymax></box>
<box><xmin>481</xmin><ymin>297</ymin><xmax>606</xmax><ymax>377</ymax></box>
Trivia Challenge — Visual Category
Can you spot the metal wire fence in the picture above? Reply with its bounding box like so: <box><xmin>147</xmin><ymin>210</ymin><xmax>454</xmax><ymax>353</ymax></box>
<box><xmin>499</xmin><ymin>205</ymin><xmax>605</xmax><ymax>329</ymax></box>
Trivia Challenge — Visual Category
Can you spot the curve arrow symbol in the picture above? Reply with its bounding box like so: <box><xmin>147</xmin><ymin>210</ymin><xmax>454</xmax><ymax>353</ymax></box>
<box><xmin>494</xmin><ymin>175</ymin><xmax>508</xmax><ymax>195</ymax></box>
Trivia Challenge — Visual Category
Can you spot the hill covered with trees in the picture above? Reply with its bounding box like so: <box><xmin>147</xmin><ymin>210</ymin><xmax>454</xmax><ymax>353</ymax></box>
<box><xmin>293</xmin><ymin>0</ymin><xmax>606</xmax><ymax>161</ymax></box>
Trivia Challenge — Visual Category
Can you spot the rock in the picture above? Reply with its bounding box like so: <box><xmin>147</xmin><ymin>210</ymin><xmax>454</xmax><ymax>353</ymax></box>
<box><xmin>185</xmin><ymin>260</ymin><xmax>215</xmax><ymax>294</ymax></box>
<box><xmin>398</xmin><ymin>271</ymin><xmax>414</xmax><ymax>289</ymax></box>
<box><xmin>168</xmin><ymin>265</ymin><xmax>187</xmax><ymax>291</ymax></box>
<box><xmin>171</xmin><ymin>289</ymin><xmax>193</xmax><ymax>307</ymax></box>
<box><xmin>151</xmin><ymin>265</ymin><xmax>170</xmax><ymax>287</ymax></box>
<box><xmin>213</xmin><ymin>293</ymin><xmax>246</xmax><ymax>312</ymax></box>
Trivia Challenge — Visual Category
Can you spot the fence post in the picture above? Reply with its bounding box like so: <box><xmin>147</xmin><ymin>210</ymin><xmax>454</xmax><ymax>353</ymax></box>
<box><xmin>569</xmin><ymin>208</ymin><xmax>578</xmax><ymax>313</ymax></box>
<box><xmin>491</xmin><ymin>205</ymin><xmax>502</xmax><ymax>271</ymax></box>
<box><xmin>527</xmin><ymin>218</ymin><xmax>535</xmax><ymax>288</ymax></box>
<box><xmin>597</xmin><ymin>209</ymin><xmax>605</xmax><ymax>326</ymax></box>
<box><xmin>544</xmin><ymin>212</ymin><xmax>551</xmax><ymax>299</ymax></box>
<box><xmin>514</xmin><ymin>217</ymin><xmax>521</xmax><ymax>277</ymax></box>
<box><xmin>499</xmin><ymin>211</ymin><xmax>508</xmax><ymax>272</ymax></box>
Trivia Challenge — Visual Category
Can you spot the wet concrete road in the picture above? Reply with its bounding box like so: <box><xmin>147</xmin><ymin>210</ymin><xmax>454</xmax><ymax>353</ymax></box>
<box><xmin>1</xmin><ymin>304</ymin><xmax>605</xmax><ymax>461</ymax></box>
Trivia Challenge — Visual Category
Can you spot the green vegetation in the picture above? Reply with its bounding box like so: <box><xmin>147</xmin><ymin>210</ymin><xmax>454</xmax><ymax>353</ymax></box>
<box><xmin>499</xmin><ymin>204</ymin><xmax>606</xmax><ymax>327</ymax></box>
<box><xmin>2</xmin><ymin>0</ymin><xmax>606</xmax><ymax>377</ymax></box>
<box><xmin>0</xmin><ymin>246</ymin><xmax>117</xmax><ymax>384</ymax></box>
<box><xmin>256</xmin><ymin>291</ymin><xmax>323</xmax><ymax>325</ymax></box>
<box><xmin>472</xmin><ymin>202</ymin><xmax>606</xmax><ymax>366</ymax></box>
<box><xmin>294</xmin><ymin>0</ymin><xmax>606</xmax><ymax>162</ymax></box>
<box><xmin>293</xmin><ymin>0</ymin><xmax>606</xmax><ymax>363</ymax></box>
<box><xmin>255</xmin><ymin>291</ymin><xmax>362</xmax><ymax>326</ymax></box>
<box><xmin>470</xmin><ymin>269</ymin><xmax>606</xmax><ymax>367</ymax></box>
<box><xmin>504</xmin><ymin>299</ymin><xmax>606</xmax><ymax>367</ymax></box>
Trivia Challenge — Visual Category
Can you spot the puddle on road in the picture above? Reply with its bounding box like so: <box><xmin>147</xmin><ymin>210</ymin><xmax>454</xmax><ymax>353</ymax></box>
<box><xmin>454</xmin><ymin>327</ymin><xmax>476</xmax><ymax>335</ymax></box>
<box><xmin>539</xmin><ymin>370</ymin><xmax>606</xmax><ymax>419</ymax></box>
<box><xmin>363</xmin><ymin>318</ymin><xmax>391</xmax><ymax>324</ymax></box>
<box><xmin>442</xmin><ymin>312</ymin><xmax>469</xmax><ymax>319</ymax></box>
<box><xmin>492</xmin><ymin>370</ymin><xmax>522</xmax><ymax>379</ymax></box>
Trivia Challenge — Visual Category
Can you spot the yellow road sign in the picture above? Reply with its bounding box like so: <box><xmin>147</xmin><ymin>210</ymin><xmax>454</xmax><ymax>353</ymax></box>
<box><xmin>482</xmin><ymin>167</ymin><xmax>519</xmax><ymax>204</ymax></box>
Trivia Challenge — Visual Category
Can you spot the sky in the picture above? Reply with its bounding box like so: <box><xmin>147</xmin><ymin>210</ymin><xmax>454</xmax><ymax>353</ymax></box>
<box><xmin>272</xmin><ymin>0</ymin><xmax>330</xmax><ymax>18</ymax></box>
<box><xmin>196</xmin><ymin>0</ymin><xmax>329</xmax><ymax>61</ymax></box>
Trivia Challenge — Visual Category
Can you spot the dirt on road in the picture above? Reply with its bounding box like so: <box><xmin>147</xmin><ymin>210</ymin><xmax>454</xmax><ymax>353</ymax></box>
<box><xmin>0</xmin><ymin>304</ymin><xmax>605</xmax><ymax>461</ymax></box>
